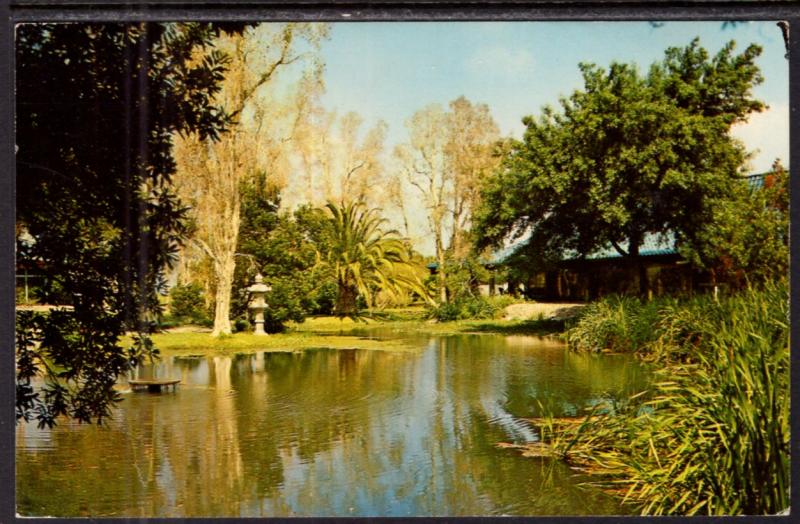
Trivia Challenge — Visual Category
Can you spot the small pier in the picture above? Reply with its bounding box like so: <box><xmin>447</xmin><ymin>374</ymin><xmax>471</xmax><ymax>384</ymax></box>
<box><xmin>129</xmin><ymin>378</ymin><xmax>181</xmax><ymax>392</ymax></box>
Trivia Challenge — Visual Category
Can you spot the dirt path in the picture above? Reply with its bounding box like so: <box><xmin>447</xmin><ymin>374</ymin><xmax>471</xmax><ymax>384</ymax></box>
<box><xmin>502</xmin><ymin>302</ymin><xmax>585</xmax><ymax>321</ymax></box>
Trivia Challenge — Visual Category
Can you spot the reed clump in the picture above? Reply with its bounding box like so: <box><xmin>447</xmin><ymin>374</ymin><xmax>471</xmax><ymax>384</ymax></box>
<box><xmin>552</xmin><ymin>283</ymin><xmax>789</xmax><ymax>515</ymax></box>
<box><xmin>564</xmin><ymin>295</ymin><xmax>662</xmax><ymax>354</ymax></box>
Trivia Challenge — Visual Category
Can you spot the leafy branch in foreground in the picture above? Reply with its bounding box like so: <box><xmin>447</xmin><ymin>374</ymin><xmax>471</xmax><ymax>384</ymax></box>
<box><xmin>16</xmin><ymin>22</ymin><xmax>248</xmax><ymax>426</ymax></box>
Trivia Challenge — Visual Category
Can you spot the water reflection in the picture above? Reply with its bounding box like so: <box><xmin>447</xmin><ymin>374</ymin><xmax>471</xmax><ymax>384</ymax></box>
<box><xmin>17</xmin><ymin>334</ymin><xmax>647</xmax><ymax>517</ymax></box>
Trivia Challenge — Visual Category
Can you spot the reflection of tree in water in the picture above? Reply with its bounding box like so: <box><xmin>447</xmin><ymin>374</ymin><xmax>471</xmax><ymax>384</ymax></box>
<box><xmin>492</xmin><ymin>345</ymin><xmax>650</xmax><ymax>418</ymax></box>
<box><xmin>229</xmin><ymin>349</ymin><xmax>423</xmax><ymax>514</ymax></box>
<box><xmin>17</xmin><ymin>338</ymin><xmax>645</xmax><ymax>516</ymax></box>
<box><xmin>116</xmin><ymin>355</ymin><xmax>248</xmax><ymax>516</ymax></box>
<box><xmin>16</xmin><ymin>419</ymin><xmax>156</xmax><ymax>516</ymax></box>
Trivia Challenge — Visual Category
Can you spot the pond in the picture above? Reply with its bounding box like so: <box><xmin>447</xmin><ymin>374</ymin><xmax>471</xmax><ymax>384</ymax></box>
<box><xmin>16</xmin><ymin>333</ymin><xmax>649</xmax><ymax>517</ymax></box>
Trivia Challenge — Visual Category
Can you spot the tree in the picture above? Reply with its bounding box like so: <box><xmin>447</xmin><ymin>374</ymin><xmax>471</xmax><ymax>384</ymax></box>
<box><xmin>394</xmin><ymin>105</ymin><xmax>450</xmax><ymax>303</ymax></box>
<box><xmin>173</xmin><ymin>23</ymin><xmax>327</xmax><ymax>336</ymax></box>
<box><xmin>395</xmin><ymin>98</ymin><xmax>500</xmax><ymax>302</ymax></box>
<box><xmin>475</xmin><ymin>39</ymin><xmax>765</xmax><ymax>296</ymax></box>
<box><xmin>231</xmin><ymin>182</ymin><xmax>338</xmax><ymax>332</ymax></box>
<box><xmin>445</xmin><ymin>97</ymin><xmax>501</xmax><ymax>258</ymax></box>
<box><xmin>288</xmin><ymin>109</ymin><xmax>388</xmax><ymax>208</ymax></box>
<box><xmin>318</xmin><ymin>201</ymin><xmax>432</xmax><ymax>318</ymax></box>
<box><xmin>15</xmin><ymin>22</ymin><xmax>246</xmax><ymax>426</ymax></box>
<box><xmin>680</xmin><ymin>160</ymin><xmax>789</xmax><ymax>287</ymax></box>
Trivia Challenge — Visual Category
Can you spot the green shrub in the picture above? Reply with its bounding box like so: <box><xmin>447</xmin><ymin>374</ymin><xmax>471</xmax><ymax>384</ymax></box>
<box><xmin>312</xmin><ymin>281</ymin><xmax>338</xmax><ymax>315</ymax></box>
<box><xmin>429</xmin><ymin>300</ymin><xmax>464</xmax><ymax>322</ymax></box>
<box><xmin>167</xmin><ymin>283</ymin><xmax>210</xmax><ymax>325</ymax></box>
<box><xmin>488</xmin><ymin>294</ymin><xmax>516</xmax><ymax>310</ymax></box>
<box><xmin>232</xmin><ymin>317</ymin><xmax>250</xmax><ymax>333</ymax></box>
<box><xmin>428</xmin><ymin>294</ymin><xmax>513</xmax><ymax>321</ymax></box>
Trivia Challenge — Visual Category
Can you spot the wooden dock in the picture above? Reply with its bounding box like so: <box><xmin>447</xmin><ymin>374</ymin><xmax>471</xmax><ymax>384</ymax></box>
<box><xmin>128</xmin><ymin>378</ymin><xmax>181</xmax><ymax>392</ymax></box>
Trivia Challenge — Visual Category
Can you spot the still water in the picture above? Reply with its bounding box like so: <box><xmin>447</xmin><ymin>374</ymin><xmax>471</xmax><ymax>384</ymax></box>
<box><xmin>17</xmin><ymin>333</ymin><xmax>649</xmax><ymax>517</ymax></box>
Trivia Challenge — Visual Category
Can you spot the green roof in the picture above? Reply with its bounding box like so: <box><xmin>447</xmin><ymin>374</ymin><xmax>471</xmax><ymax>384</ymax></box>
<box><xmin>582</xmin><ymin>232</ymin><xmax>676</xmax><ymax>260</ymax></box>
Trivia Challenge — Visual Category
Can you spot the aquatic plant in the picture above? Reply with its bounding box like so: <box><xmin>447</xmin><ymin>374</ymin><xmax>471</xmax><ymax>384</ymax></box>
<box><xmin>564</xmin><ymin>295</ymin><xmax>662</xmax><ymax>354</ymax></box>
<box><xmin>552</xmin><ymin>283</ymin><xmax>790</xmax><ymax>515</ymax></box>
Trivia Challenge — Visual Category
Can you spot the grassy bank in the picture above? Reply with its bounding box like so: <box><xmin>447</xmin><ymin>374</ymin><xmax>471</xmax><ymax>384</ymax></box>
<box><xmin>291</xmin><ymin>314</ymin><xmax>566</xmax><ymax>336</ymax></box>
<box><xmin>148</xmin><ymin>331</ymin><xmax>421</xmax><ymax>355</ymax></box>
<box><xmin>543</xmin><ymin>283</ymin><xmax>790</xmax><ymax>515</ymax></box>
<box><xmin>149</xmin><ymin>313</ymin><xmax>566</xmax><ymax>356</ymax></box>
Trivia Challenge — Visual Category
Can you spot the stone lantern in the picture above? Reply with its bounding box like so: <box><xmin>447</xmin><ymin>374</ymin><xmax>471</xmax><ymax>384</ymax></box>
<box><xmin>247</xmin><ymin>274</ymin><xmax>271</xmax><ymax>335</ymax></box>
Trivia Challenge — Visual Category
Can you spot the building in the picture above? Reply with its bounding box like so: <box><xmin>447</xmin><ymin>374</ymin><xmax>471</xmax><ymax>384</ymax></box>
<box><xmin>485</xmin><ymin>173</ymin><xmax>771</xmax><ymax>301</ymax></box>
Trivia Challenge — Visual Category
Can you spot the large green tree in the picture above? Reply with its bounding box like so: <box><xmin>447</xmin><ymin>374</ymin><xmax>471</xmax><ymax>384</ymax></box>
<box><xmin>231</xmin><ymin>179</ymin><xmax>338</xmax><ymax>332</ymax></box>
<box><xmin>475</xmin><ymin>39</ymin><xmax>765</xmax><ymax>295</ymax></box>
<box><xmin>16</xmin><ymin>22</ymin><xmax>246</xmax><ymax>426</ymax></box>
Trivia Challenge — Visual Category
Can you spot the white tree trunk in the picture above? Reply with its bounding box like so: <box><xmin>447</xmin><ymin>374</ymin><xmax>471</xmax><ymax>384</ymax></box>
<box><xmin>212</xmin><ymin>255</ymin><xmax>236</xmax><ymax>336</ymax></box>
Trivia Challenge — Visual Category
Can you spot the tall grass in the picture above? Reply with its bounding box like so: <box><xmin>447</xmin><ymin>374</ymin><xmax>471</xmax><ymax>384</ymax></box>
<box><xmin>564</xmin><ymin>295</ymin><xmax>662</xmax><ymax>354</ymax></box>
<box><xmin>555</xmin><ymin>283</ymin><xmax>790</xmax><ymax>515</ymax></box>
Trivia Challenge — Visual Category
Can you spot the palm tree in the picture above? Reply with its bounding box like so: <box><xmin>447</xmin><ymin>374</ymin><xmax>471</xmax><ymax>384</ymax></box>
<box><xmin>319</xmin><ymin>200</ymin><xmax>432</xmax><ymax>318</ymax></box>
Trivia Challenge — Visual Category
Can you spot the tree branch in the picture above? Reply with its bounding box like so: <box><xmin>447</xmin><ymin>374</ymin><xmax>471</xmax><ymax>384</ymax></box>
<box><xmin>610</xmin><ymin>240</ymin><xmax>629</xmax><ymax>257</ymax></box>
<box><xmin>228</xmin><ymin>42</ymin><xmax>306</xmax><ymax>120</ymax></box>
<box><xmin>344</xmin><ymin>160</ymin><xmax>367</xmax><ymax>183</ymax></box>
<box><xmin>192</xmin><ymin>237</ymin><xmax>219</xmax><ymax>264</ymax></box>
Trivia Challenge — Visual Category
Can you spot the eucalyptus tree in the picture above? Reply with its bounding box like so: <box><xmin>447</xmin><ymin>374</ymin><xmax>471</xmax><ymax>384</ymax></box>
<box><xmin>475</xmin><ymin>39</ymin><xmax>765</xmax><ymax>295</ymax></box>
<box><xmin>173</xmin><ymin>23</ymin><xmax>328</xmax><ymax>336</ymax></box>
<box><xmin>394</xmin><ymin>97</ymin><xmax>500</xmax><ymax>302</ymax></box>
<box><xmin>289</xmin><ymin>109</ymin><xmax>388</xmax><ymax>208</ymax></box>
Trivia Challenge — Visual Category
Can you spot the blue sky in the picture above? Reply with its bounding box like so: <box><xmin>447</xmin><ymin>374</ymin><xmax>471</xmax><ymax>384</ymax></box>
<box><xmin>319</xmin><ymin>21</ymin><xmax>789</xmax><ymax>173</ymax></box>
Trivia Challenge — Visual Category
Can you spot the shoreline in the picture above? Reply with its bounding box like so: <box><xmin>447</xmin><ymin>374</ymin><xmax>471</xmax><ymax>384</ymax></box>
<box><xmin>148</xmin><ymin>315</ymin><xmax>568</xmax><ymax>356</ymax></box>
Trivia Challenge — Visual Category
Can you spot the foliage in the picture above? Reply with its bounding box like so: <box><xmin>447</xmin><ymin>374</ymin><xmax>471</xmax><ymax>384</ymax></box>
<box><xmin>428</xmin><ymin>294</ymin><xmax>515</xmax><ymax>322</ymax></box>
<box><xmin>557</xmin><ymin>284</ymin><xmax>789</xmax><ymax>515</ymax></box>
<box><xmin>173</xmin><ymin>23</ymin><xmax>329</xmax><ymax>336</ymax></box>
<box><xmin>475</xmin><ymin>38</ymin><xmax>765</xmax><ymax>295</ymax></box>
<box><xmin>167</xmin><ymin>283</ymin><xmax>210</xmax><ymax>324</ymax></box>
<box><xmin>565</xmin><ymin>295</ymin><xmax>662</xmax><ymax>354</ymax></box>
<box><xmin>395</xmin><ymin>97</ymin><xmax>501</xmax><ymax>302</ymax></box>
<box><xmin>443</xmin><ymin>253</ymin><xmax>492</xmax><ymax>301</ymax></box>
<box><xmin>16</xmin><ymin>22</ymin><xmax>247</xmax><ymax>426</ymax></box>
<box><xmin>232</xmin><ymin>187</ymin><xmax>338</xmax><ymax>332</ymax></box>
<box><xmin>257</xmin><ymin>277</ymin><xmax>323</xmax><ymax>333</ymax></box>
<box><xmin>318</xmin><ymin>201</ymin><xmax>432</xmax><ymax>318</ymax></box>
<box><xmin>678</xmin><ymin>160</ymin><xmax>789</xmax><ymax>287</ymax></box>
<box><xmin>293</xmin><ymin>109</ymin><xmax>388</xmax><ymax>206</ymax></box>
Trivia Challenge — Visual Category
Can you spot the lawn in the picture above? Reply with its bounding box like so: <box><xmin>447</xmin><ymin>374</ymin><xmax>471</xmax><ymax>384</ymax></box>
<box><xmin>149</xmin><ymin>313</ymin><xmax>567</xmax><ymax>356</ymax></box>
<box><xmin>148</xmin><ymin>330</ymin><xmax>420</xmax><ymax>355</ymax></box>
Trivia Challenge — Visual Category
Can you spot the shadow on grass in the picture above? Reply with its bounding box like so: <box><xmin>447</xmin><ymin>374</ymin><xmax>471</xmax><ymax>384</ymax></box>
<box><xmin>464</xmin><ymin>318</ymin><xmax>567</xmax><ymax>336</ymax></box>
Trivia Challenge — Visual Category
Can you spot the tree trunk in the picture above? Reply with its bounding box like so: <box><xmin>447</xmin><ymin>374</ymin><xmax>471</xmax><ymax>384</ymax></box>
<box><xmin>628</xmin><ymin>237</ymin><xmax>649</xmax><ymax>298</ymax></box>
<box><xmin>336</xmin><ymin>280</ymin><xmax>358</xmax><ymax>316</ymax></box>
<box><xmin>638</xmin><ymin>259</ymin><xmax>649</xmax><ymax>298</ymax></box>
<box><xmin>212</xmin><ymin>255</ymin><xmax>235</xmax><ymax>336</ymax></box>
<box><xmin>435</xmin><ymin>234</ymin><xmax>447</xmax><ymax>303</ymax></box>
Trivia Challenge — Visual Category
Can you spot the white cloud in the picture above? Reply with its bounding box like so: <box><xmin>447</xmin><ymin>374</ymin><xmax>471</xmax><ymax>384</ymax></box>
<box><xmin>731</xmin><ymin>102</ymin><xmax>790</xmax><ymax>172</ymax></box>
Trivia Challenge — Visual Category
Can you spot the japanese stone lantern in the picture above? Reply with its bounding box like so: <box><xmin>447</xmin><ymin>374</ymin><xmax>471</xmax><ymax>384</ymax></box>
<box><xmin>247</xmin><ymin>273</ymin><xmax>271</xmax><ymax>335</ymax></box>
